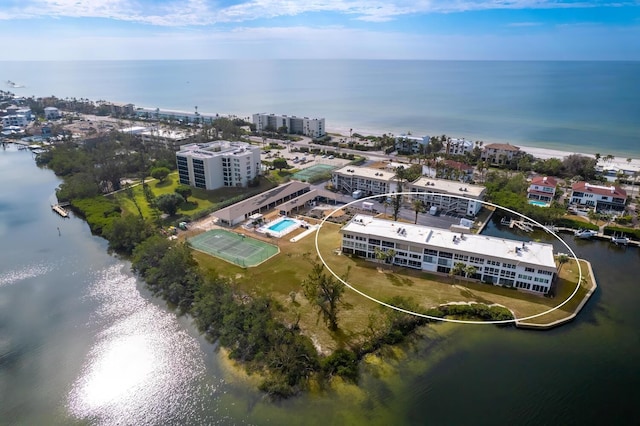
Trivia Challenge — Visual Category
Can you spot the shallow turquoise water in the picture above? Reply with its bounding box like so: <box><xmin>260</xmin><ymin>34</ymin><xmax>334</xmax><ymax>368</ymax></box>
<box><xmin>267</xmin><ymin>218</ymin><xmax>296</xmax><ymax>232</ymax></box>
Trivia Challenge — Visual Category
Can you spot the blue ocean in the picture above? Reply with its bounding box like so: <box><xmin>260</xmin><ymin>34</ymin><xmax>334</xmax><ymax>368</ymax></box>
<box><xmin>2</xmin><ymin>60</ymin><xmax>639</xmax><ymax>157</ymax></box>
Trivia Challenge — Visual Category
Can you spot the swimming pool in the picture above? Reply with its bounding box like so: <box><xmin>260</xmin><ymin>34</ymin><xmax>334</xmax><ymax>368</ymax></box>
<box><xmin>528</xmin><ymin>200</ymin><xmax>549</xmax><ymax>207</ymax></box>
<box><xmin>267</xmin><ymin>218</ymin><xmax>297</xmax><ymax>232</ymax></box>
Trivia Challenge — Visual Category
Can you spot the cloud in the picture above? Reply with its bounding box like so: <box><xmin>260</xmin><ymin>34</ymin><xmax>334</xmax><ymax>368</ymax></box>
<box><xmin>0</xmin><ymin>0</ymin><xmax>635</xmax><ymax>26</ymax></box>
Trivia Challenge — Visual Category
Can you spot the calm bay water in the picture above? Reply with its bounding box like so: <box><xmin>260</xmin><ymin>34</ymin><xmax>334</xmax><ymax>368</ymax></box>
<box><xmin>1</xmin><ymin>145</ymin><xmax>639</xmax><ymax>425</ymax></box>
<box><xmin>2</xmin><ymin>60</ymin><xmax>639</xmax><ymax>158</ymax></box>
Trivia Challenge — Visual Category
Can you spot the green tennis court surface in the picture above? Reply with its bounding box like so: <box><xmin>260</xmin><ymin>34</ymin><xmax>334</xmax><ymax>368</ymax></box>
<box><xmin>189</xmin><ymin>229</ymin><xmax>279</xmax><ymax>267</ymax></box>
<box><xmin>293</xmin><ymin>163</ymin><xmax>336</xmax><ymax>181</ymax></box>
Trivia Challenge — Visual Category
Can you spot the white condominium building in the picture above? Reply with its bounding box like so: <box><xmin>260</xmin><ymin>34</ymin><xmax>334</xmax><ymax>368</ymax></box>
<box><xmin>252</xmin><ymin>113</ymin><xmax>325</xmax><ymax>137</ymax></box>
<box><xmin>395</xmin><ymin>134</ymin><xmax>430</xmax><ymax>154</ymax></box>
<box><xmin>176</xmin><ymin>141</ymin><xmax>261</xmax><ymax>190</ymax></box>
<box><xmin>331</xmin><ymin>165</ymin><xmax>398</xmax><ymax>196</ymax></box>
<box><xmin>341</xmin><ymin>215</ymin><xmax>557</xmax><ymax>294</ymax></box>
<box><xmin>408</xmin><ymin>177</ymin><xmax>486</xmax><ymax>217</ymax></box>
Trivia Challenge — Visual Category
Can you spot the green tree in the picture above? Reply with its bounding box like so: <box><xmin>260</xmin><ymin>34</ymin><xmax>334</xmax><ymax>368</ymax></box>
<box><xmin>449</xmin><ymin>262</ymin><xmax>467</xmax><ymax>282</ymax></box>
<box><xmin>464</xmin><ymin>265</ymin><xmax>477</xmax><ymax>279</ymax></box>
<box><xmin>150</xmin><ymin>166</ymin><xmax>171</xmax><ymax>183</ymax></box>
<box><xmin>301</xmin><ymin>260</ymin><xmax>346</xmax><ymax>331</ymax></box>
<box><xmin>412</xmin><ymin>199</ymin><xmax>423</xmax><ymax>224</ymax></box>
<box><xmin>273</xmin><ymin>157</ymin><xmax>288</xmax><ymax>171</ymax></box>
<box><xmin>131</xmin><ymin>236</ymin><xmax>201</xmax><ymax>312</ymax></box>
<box><xmin>103</xmin><ymin>215</ymin><xmax>156</xmax><ymax>255</ymax></box>
<box><xmin>392</xmin><ymin>166</ymin><xmax>407</xmax><ymax>221</ymax></box>
<box><xmin>175</xmin><ymin>185</ymin><xmax>192</xmax><ymax>203</ymax></box>
<box><xmin>557</xmin><ymin>253</ymin><xmax>570</xmax><ymax>275</ymax></box>
<box><xmin>154</xmin><ymin>192</ymin><xmax>185</xmax><ymax>216</ymax></box>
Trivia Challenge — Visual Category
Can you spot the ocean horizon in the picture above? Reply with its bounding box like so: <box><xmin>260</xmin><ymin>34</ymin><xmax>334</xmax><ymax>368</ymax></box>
<box><xmin>2</xmin><ymin>60</ymin><xmax>639</xmax><ymax>158</ymax></box>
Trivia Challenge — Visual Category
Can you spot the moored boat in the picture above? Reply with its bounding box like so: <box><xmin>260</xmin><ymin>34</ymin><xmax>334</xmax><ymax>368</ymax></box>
<box><xmin>574</xmin><ymin>229</ymin><xmax>598</xmax><ymax>239</ymax></box>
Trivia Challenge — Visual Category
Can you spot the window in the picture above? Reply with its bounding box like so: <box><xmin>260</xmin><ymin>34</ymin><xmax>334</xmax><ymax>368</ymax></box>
<box><xmin>469</xmin><ymin>256</ymin><xmax>484</xmax><ymax>264</ymax></box>
<box><xmin>454</xmin><ymin>254</ymin><xmax>469</xmax><ymax>261</ymax></box>
<box><xmin>424</xmin><ymin>249</ymin><xmax>438</xmax><ymax>256</ymax></box>
<box><xmin>439</xmin><ymin>251</ymin><xmax>453</xmax><ymax>259</ymax></box>
<box><xmin>525</xmin><ymin>267</ymin><xmax>535</xmax><ymax>272</ymax></box>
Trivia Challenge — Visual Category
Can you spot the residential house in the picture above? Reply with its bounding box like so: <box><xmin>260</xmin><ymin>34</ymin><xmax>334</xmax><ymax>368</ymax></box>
<box><xmin>481</xmin><ymin>143</ymin><xmax>520</xmax><ymax>166</ymax></box>
<box><xmin>570</xmin><ymin>182</ymin><xmax>627</xmax><ymax>212</ymax></box>
<box><xmin>395</xmin><ymin>134</ymin><xmax>430</xmax><ymax>154</ymax></box>
<box><xmin>527</xmin><ymin>176</ymin><xmax>558</xmax><ymax>203</ymax></box>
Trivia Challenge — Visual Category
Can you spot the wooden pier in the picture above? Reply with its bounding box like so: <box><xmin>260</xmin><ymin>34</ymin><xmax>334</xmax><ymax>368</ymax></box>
<box><xmin>51</xmin><ymin>204</ymin><xmax>69</xmax><ymax>218</ymax></box>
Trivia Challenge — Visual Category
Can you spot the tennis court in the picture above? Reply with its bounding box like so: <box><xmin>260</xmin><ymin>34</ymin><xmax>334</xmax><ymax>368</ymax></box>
<box><xmin>293</xmin><ymin>163</ymin><xmax>336</xmax><ymax>182</ymax></box>
<box><xmin>189</xmin><ymin>229</ymin><xmax>279</xmax><ymax>267</ymax></box>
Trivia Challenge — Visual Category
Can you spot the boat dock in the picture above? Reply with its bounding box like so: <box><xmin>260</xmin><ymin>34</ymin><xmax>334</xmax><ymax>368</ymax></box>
<box><xmin>51</xmin><ymin>203</ymin><xmax>69</xmax><ymax>218</ymax></box>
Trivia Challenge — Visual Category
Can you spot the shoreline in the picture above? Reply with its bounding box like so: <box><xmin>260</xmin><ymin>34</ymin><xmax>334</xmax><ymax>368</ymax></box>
<box><xmin>322</xmin><ymin>125</ymin><xmax>640</xmax><ymax>169</ymax></box>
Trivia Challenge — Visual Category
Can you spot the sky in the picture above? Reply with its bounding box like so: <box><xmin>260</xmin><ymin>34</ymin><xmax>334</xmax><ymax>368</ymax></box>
<box><xmin>0</xmin><ymin>0</ymin><xmax>639</xmax><ymax>60</ymax></box>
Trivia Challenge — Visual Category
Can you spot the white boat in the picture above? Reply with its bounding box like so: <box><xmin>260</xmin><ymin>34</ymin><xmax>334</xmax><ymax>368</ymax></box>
<box><xmin>574</xmin><ymin>229</ymin><xmax>598</xmax><ymax>239</ymax></box>
<box><xmin>611</xmin><ymin>235</ymin><xmax>629</xmax><ymax>245</ymax></box>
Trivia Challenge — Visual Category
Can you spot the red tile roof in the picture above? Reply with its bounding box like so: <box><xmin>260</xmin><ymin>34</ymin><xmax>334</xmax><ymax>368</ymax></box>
<box><xmin>530</xmin><ymin>176</ymin><xmax>558</xmax><ymax>187</ymax></box>
<box><xmin>571</xmin><ymin>182</ymin><xmax>627</xmax><ymax>198</ymax></box>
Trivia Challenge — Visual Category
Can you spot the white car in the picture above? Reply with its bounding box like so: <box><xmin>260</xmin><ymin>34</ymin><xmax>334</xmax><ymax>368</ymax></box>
<box><xmin>328</xmin><ymin>155</ymin><xmax>334</xmax><ymax>159</ymax></box>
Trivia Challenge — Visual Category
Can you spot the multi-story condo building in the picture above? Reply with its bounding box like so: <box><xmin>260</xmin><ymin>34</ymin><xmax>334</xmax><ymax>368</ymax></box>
<box><xmin>570</xmin><ymin>182</ymin><xmax>627</xmax><ymax>212</ymax></box>
<box><xmin>394</xmin><ymin>134</ymin><xmax>430</xmax><ymax>154</ymax></box>
<box><xmin>1</xmin><ymin>114</ymin><xmax>29</xmax><ymax>127</ymax></box>
<box><xmin>480</xmin><ymin>143</ymin><xmax>520</xmax><ymax>165</ymax></box>
<box><xmin>331</xmin><ymin>166</ymin><xmax>398</xmax><ymax>196</ymax></box>
<box><xmin>408</xmin><ymin>177</ymin><xmax>486</xmax><ymax>217</ymax></box>
<box><xmin>445</xmin><ymin>138</ymin><xmax>474</xmax><ymax>155</ymax></box>
<box><xmin>44</xmin><ymin>107</ymin><xmax>61</xmax><ymax>120</ymax></box>
<box><xmin>176</xmin><ymin>141</ymin><xmax>261</xmax><ymax>190</ymax></box>
<box><xmin>527</xmin><ymin>176</ymin><xmax>558</xmax><ymax>203</ymax></box>
<box><xmin>135</xmin><ymin>107</ymin><xmax>219</xmax><ymax>124</ymax></box>
<box><xmin>2</xmin><ymin>105</ymin><xmax>32</xmax><ymax>127</ymax></box>
<box><xmin>341</xmin><ymin>214</ymin><xmax>557</xmax><ymax>294</ymax></box>
<box><xmin>252</xmin><ymin>113</ymin><xmax>325</xmax><ymax>137</ymax></box>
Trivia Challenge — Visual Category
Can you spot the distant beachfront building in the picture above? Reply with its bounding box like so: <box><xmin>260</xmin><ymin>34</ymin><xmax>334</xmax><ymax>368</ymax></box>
<box><xmin>2</xmin><ymin>105</ymin><xmax>31</xmax><ymax>128</ymax></box>
<box><xmin>527</xmin><ymin>176</ymin><xmax>558</xmax><ymax>203</ymax></box>
<box><xmin>569</xmin><ymin>182</ymin><xmax>627</xmax><ymax>212</ymax></box>
<box><xmin>44</xmin><ymin>107</ymin><xmax>61</xmax><ymax>120</ymax></box>
<box><xmin>331</xmin><ymin>165</ymin><xmax>398</xmax><ymax>196</ymax></box>
<box><xmin>103</xmin><ymin>102</ymin><xmax>135</xmax><ymax>117</ymax></box>
<box><xmin>136</xmin><ymin>107</ymin><xmax>220</xmax><ymax>124</ymax></box>
<box><xmin>340</xmin><ymin>215</ymin><xmax>556</xmax><ymax>294</ymax></box>
<box><xmin>176</xmin><ymin>141</ymin><xmax>261</xmax><ymax>190</ymax></box>
<box><xmin>394</xmin><ymin>134</ymin><xmax>429</xmax><ymax>154</ymax></box>
<box><xmin>481</xmin><ymin>143</ymin><xmax>520</xmax><ymax>166</ymax></box>
<box><xmin>121</xmin><ymin>125</ymin><xmax>196</xmax><ymax>150</ymax></box>
<box><xmin>408</xmin><ymin>177</ymin><xmax>486</xmax><ymax>217</ymax></box>
<box><xmin>252</xmin><ymin>113</ymin><xmax>325</xmax><ymax>138</ymax></box>
<box><xmin>445</xmin><ymin>138</ymin><xmax>474</xmax><ymax>156</ymax></box>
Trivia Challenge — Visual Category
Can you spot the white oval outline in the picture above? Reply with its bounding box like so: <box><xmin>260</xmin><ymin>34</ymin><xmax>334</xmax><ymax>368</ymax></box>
<box><xmin>314</xmin><ymin>191</ymin><xmax>583</xmax><ymax>325</ymax></box>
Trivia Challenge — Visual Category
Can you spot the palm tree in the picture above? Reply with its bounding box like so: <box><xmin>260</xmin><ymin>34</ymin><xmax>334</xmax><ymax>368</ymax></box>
<box><xmin>464</xmin><ymin>265</ymin><xmax>477</xmax><ymax>279</ymax></box>
<box><xmin>382</xmin><ymin>198</ymin><xmax>390</xmax><ymax>217</ymax></box>
<box><xmin>449</xmin><ymin>262</ymin><xmax>466</xmax><ymax>283</ymax></box>
<box><xmin>412</xmin><ymin>199</ymin><xmax>423</xmax><ymax>224</ymax></box>
<box><xmin>557</xmin><ymin>253</ymin><xmax>570</xmax><ymax>275</ymax></box>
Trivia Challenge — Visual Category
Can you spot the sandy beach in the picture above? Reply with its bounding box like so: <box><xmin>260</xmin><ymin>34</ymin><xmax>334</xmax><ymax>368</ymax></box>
<box><xmin>325</xmin><ymin>126</ymin><xmax>640</xmax><ymax>170</ymax></box>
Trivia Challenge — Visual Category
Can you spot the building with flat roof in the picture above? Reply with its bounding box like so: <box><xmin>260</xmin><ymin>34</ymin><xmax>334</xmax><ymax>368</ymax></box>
<box><xmin>341</xmin><ymin>214</ymin><xmax>557</xmax><ymax>294</ymax></box>
<box><xmin>445</xmin><ymin>138</ymin><xmax>474</xmax><ymax>155</ymax></box>
<box><xmin>331</xmin><ymin>165</ymin><xmax>398</xmax><ymax>197</ymax></box>
<box><xmin>176</xmin><ymin>141</ymin><xmax>260</xmax><ymax>190</ymax></box>
<box><xmin>212</xmin><ymin>181</ymin><xmax>311</xmax><ymax>226</ymax></box>
<box><xmin>570</xmin><ymin>182</ymin><xmax>627</xmax><ymax>212</ymax></box>
<box><xmin>44</xmin><ymin>107</ymin><xmax>61</xmax><ymax>120</ymax></box>
<box><xmin>408</xmin><ymin>177</ymin><xmax>486</xmax><ymax>217</ymax></box>
<box><xmin>252</xmin><ymin>113</ymin><xmax>325</xmax><ymax>137</ymax></box>
<box><xmin>395</xmin><ymin>134</ymin><xmax>429</xmax><ymax>154</ymax></box>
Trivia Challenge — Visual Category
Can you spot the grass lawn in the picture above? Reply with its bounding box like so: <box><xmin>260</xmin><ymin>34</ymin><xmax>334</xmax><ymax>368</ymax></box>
<box><xmin>114</xmin><ymin>172</ymin><xmax>276</xmax><ymax>221</ymax></box>
<box><xmin>191</xmin><ymin>221</ymin><xmax>594</xmax><ymax>353</ymax></box>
